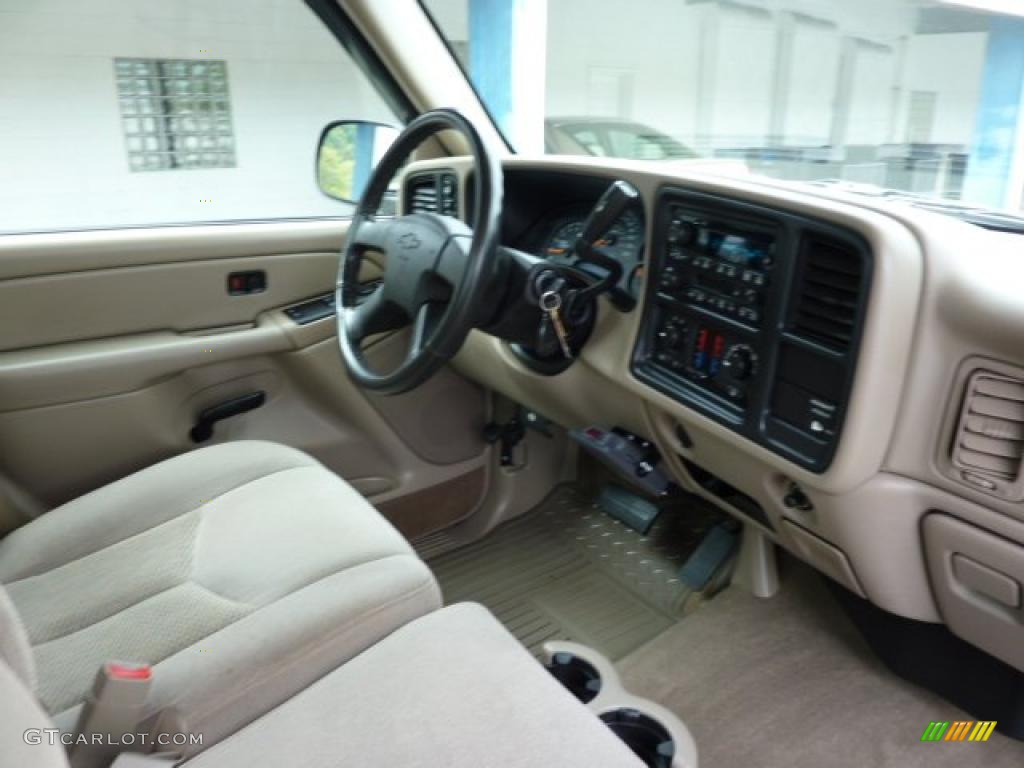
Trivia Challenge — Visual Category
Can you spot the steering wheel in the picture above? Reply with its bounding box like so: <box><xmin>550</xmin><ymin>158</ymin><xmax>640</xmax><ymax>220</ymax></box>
<box><xmin>335</xmin><ymin>109</ymin><xmax>503</xmax><ymax>395</ymax></box>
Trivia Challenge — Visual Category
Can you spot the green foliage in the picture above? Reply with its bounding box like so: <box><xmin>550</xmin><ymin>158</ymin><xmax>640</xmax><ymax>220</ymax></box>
<box><xmin>318</xmin><ymin>124</ymin><xmax>357</xmax><ymax>200</ymax></box>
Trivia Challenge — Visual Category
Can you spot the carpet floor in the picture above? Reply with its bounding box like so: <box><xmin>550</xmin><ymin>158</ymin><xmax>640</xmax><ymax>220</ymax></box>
<box><xmin>427</xmin><ymin>484</ymin><xmax>729</xmax><ymax>660</ymax></box>
<box><xmin>616</xmin><ymin>559</ymin><xmax>1024</xmax><ymax>768</ymax></box>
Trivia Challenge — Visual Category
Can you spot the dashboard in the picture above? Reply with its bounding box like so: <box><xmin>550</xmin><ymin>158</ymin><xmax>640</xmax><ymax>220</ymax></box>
<box><xmin>471</xmin><ymin>171</ymin><xmax>871</xmax><ymax>473</ymax></box>
<box><xmin>633</xmin><ymin>189</ymin><xmax>871</xmax><ymax>472</ymax></box>
<box><xmin>400</xmin><ymin>155</ymin><xmax>1024</xmax><ymax>685</ymax></box>
<box><xmin>540</xmin><ymin>206</ymin><xmax>646</xmax><ymax>301</ymax></box>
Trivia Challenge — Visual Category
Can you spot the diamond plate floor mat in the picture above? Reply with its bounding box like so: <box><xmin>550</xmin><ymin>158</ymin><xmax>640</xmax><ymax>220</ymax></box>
<box><xmin>426</xmin><ymin>485</ymin><xmax>729</xmax><ymax>660</ymax></box>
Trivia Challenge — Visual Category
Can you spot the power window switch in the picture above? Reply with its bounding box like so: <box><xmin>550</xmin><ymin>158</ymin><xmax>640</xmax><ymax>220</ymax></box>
<box><xmin>227</xmin><ymin>271</ymin><xmax>266</xmax><ymax>295</ymax></box>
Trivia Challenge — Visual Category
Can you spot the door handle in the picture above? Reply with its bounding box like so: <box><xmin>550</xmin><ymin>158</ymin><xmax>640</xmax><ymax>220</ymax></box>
<box><xmin>190</xmin><ymin>391</ymin><xmax>266</xmax><ymax>443</ymax></box>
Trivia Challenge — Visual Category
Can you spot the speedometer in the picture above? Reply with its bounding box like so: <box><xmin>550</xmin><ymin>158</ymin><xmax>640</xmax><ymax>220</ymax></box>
<box><xmin>544</xmin><ymin>221</ymin><xmax>584</xmax><ymax>260</ymax></box>
<box><xmin>542</xmin><ymin>208</ymin><xmax>645</xmax><ymax>298</ymax></box>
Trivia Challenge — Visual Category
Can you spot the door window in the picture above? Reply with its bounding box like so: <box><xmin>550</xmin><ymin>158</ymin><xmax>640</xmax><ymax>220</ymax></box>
<box><xmin>0</xmin><ymin>0</ymin><xmax>401</xmax><ymax>233</ymax></box>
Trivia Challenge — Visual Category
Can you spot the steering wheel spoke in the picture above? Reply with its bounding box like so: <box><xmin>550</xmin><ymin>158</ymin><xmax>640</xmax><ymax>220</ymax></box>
<box><xmin>409</xmin><ymin>301</ymin><xmax>446</xmax><ymax>357</ymax></box>
<box><xmin>343</xmin><ymin>287</ymin><xmax>404</xmax><ymax>344</ymax></box>
<box><xmin>349</xmin><ymin>215</ymin><xmax>391</xmax><ymax>253</ymax></box>
<box><xmin>435</xmin><ymin>234</ymin><xmax>473</xmax><ymax>287</ymax></box>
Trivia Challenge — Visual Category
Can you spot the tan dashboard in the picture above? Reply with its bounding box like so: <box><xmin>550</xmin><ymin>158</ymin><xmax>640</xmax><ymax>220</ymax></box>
<box><xmin>403</xmin><ymin>154</ymin><xmax>1024</xmax><ymax>673</ymax></box>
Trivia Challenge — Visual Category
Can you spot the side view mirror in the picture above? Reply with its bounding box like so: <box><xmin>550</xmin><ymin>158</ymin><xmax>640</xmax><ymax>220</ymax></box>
<box><xmin>316</xmin><ymin>120</ymin><xmax>400</xmax><ymax>204</ymax></box>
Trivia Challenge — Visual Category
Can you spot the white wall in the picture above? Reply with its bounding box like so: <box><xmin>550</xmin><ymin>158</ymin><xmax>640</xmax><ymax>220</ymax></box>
<box><xmin>490</xmin><ymin>0</ymin><xmax>987</xmax><ymax>155</ymax></box>
<box><xmin>898</xmin><ymin>32</ymin><xmax>988</xmax><ymax>144</ymax></box>
<box><xmin>544</xmin><ymin>0</ymin><xmax>703</xmax><ymax>143</ymax></box>
<box><xmin>708</xmin><ymin>6</ymin><xmax>777</xmax><ymax>147</ymax></box>
<box><xmin>0</xmin><ymin>0</ymin><xmax>398</xmax><ymax>233</ymax></box>
<box><xmin>783</xmin><ymin>19</ymin><xmax>841</xmax><ymax>145</ymax></box>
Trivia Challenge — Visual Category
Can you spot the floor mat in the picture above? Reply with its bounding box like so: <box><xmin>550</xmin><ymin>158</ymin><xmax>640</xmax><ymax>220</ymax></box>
<box><xmin>616</xmin><ymin>559</ymin><xmax>1024</xmax><ymax>768</ymax></box>
<box><xmin>426</xmin><ymin>484</ymin><xmax>727</xmax><ymax>660</ymax></box>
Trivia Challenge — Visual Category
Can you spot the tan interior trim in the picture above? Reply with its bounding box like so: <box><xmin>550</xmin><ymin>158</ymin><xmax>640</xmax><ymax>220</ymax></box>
<box><xmin>377</xmin><ymin>466</ymin><xmax>487</xmax><ymax>540</ymax></box>
<box><xmin>0</xmin><ymin>218</ymin><xmax>348</xmax><ymax>280</ymax></box>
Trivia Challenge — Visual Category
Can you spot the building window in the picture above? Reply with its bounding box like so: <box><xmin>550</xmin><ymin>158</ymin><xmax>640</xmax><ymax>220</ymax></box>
<box><xmin>114</xmin><ymin>58</ymin><xmax>236</xmax><ymax>172</ymax></box>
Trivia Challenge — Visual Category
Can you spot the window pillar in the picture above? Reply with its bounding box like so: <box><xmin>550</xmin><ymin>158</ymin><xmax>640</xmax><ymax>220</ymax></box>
<box><xmin>468</xmin><ymin>0</ymin><xmax>547</xmax><ymax>152</ymax></box>
<box><xmin>962</xmin><ymin>17</ymin><xmax>1024</xmax><ymax>210</ymax></box>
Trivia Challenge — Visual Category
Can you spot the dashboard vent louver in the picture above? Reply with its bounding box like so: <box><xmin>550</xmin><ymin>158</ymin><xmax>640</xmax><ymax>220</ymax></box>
<box><xmin>790</xmin><ymin>236</ymin><xmax>864</xmax><ymax>352</ymax></box>
<box><xmin>405</xmin><ymin>172</ymin><xmax>458</xmax><ymax>217</ymax></box>
<box><xmin>953</xmin><ymin>371</ymin><xmax>1024</xmax><ymax>483</ymax></box>
<box><xmin>407</xmin><ymin>175</ymin><xmax>438</xmax><ymax>213</ymax></box>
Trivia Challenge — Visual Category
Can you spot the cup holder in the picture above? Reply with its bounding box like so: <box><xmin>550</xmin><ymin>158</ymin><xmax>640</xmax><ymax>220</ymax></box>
<box><xmin>600</xmin><ymin>708</ymin><xmax>675</xmax><ymax>768</ymax></box>
<box><xmin>543</xmin><ymin>641</ymin><xmax>696</xmax><ymax>767</ymax></box>
<box><xmin>545</xmin><ymin>652</ymin><xmax>602</xmax><ymax>704</ymax></box>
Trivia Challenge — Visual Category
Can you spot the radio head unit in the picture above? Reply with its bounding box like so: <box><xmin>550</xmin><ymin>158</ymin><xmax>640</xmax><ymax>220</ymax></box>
<box><xmin>659</xmin><ymin>207</ymin><xmax>777</xmax><ymax>329</ymax></box>
<box><xmin>633</xmin><ymin>188</ymin><xmax>872</xmax><ymax>472</ymax></box>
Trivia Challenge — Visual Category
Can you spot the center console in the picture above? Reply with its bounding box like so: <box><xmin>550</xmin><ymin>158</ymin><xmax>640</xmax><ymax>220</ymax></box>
<box><xmin>632</xmin><ymin>188</ymin><xmax>872</xmax><ymax>471</ymax></box>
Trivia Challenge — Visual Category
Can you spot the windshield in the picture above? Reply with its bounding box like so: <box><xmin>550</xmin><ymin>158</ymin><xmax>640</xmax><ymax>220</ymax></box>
<box><xmin>423</xmin><ymin>0</ymin><xmax>1024</xmax><ymax>214</ymax></box>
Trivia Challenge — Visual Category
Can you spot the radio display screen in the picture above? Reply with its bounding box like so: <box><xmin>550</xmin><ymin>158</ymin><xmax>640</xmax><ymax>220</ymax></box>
<box><xmin>700</xmin><ymin>229</ymin><xmax>773</xmax><ymax>266</ymax></box>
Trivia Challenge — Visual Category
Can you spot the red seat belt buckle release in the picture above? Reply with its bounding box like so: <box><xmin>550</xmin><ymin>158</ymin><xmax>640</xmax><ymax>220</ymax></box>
<box><xmin>106</xmin><ymin>663</ymin><xmax>153</xmax><ymax>681</ymax></box>
<box><xmin>70</xmin><ymin>660</ymin><xmax>154</xmax><ymax>768</ymax></box>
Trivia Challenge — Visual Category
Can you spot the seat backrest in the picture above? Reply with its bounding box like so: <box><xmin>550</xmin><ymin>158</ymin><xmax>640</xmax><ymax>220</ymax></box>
<box><xmin>0</xmin><ymin>583</ymin><xmax>35</xmax><ymax>691</ymax></box>
<box><xmin>0</xmin><ymin>584</ymin><xmax>64</xmax><ymax>765</ymax></box>
<box><xmin>0</xmin><ymin>654</ymin><xmax>68</xmax><ymax>768</ymax></box>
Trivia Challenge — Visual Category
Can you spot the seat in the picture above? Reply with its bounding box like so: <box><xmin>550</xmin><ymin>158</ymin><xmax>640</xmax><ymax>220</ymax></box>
<box><xmin>0</xmin><ymin>440</ymin><xmax>441</xmax><ymax>752</ymax></box>
<box><xmin>2</xmin><ymin>603</ymin><xmax>646</xmax><ymax>768</ymax></box>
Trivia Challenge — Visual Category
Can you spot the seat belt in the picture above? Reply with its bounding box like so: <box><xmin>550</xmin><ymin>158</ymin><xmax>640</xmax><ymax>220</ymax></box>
<box><xmin>69</xmin><ymin>662</ymin><xmax>154</xmax><ymax>768</ymax></box>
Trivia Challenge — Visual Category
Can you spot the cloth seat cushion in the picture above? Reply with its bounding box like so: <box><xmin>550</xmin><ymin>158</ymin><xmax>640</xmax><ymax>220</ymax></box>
<box><xmin>184</xmin><ymin>603</ymin><xmax>645</xmax><ymax>768</ymax></box>
<box><xmin>0</xmin><ymin>440</ymin><xmax>441</xmax><ymax>755</ymax></box>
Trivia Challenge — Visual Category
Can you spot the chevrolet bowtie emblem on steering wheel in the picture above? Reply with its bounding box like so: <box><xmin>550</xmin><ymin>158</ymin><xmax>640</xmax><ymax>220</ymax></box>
<box><xmin>398</xmin><ymin>232</ymin><xmax>421</xmax><ymax>250</ymax></box>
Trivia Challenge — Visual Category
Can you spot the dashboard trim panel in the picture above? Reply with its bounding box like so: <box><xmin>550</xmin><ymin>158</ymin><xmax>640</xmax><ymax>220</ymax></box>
<box><xmin>631</xmin><ymin>186</ymin><xmax>874</xmax><ymax>472</ymax></box>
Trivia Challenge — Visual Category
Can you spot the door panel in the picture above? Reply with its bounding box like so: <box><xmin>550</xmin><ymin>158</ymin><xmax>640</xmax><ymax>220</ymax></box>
<box><xmin>0</xmin><ymin>251</ymin><xmax>337</xmax><ymax>351</ymax></box>
<box><xmin>0</xmin><ymin>221</ymin><xmax>489</xmax><ymax>538</ymax></box>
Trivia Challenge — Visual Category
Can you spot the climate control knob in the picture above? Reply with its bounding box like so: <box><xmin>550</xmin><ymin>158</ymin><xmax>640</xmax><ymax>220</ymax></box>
<box><xmin>669</xmin><ymin>221</ymin><xmax>696</xmax><ymax>246</ymax></box>
<box><xmin>723</xmin><ymin>344</ymin><xmax>757</xmax><ymax>380</ymax></box>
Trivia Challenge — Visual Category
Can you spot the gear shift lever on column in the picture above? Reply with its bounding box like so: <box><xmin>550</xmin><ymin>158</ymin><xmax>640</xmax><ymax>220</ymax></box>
<box><xmin>573</xmin><ymin>180</ymin><xmax>640</xmax><ymax>304</ymax></box>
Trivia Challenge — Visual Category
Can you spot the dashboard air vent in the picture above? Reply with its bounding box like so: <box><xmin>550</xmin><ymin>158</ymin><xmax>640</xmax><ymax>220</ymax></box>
<box><xmin>790</xmin><ymin>235</ymin><xmax>865</xmax><ymax>352</ymax></box>
<box><xmin>405</xmin><ymin>171</ymin><xmax>458</xmax><ymax>217</ymax></box>
<box><xmin>952</xmin><ymin>371</ymin><xmax>1024</xmax><ymax>484</ymax></box>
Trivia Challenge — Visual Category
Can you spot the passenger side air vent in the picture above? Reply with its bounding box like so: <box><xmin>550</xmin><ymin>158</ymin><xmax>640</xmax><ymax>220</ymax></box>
<box><xmin>789</xmin><ymin>235</ymin><xmax>865</xmax><ymax>353</ymax></box>
<box><xmin>952</xmin><ymin>371</ymin><xmax>1024</xmax><ymax>490</ymax></box>
<box><xmin>404</xmin><ymin>171</ymin><xmax>459</xmax><ymax>217</ymax></box>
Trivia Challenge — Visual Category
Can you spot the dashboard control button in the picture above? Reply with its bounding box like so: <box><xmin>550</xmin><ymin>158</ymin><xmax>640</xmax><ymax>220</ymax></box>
<box><xmin>669</xmin><ymin>221</ymin><xmax>696</xmax><ymax>245</ymax></box>
<box><xmin>723</xmin><ymin>344</ymin><xmax>757</xmax><ymax>381</ymax></box>
<box><xmin>741</xmin><ymin>270</ymin><xmax>766</xmax><ymax>287</ymax></box>
<box><xmin>736</xmin><ymin>287</ymin><xmax>759</xmax><ymax>304</ymax></box>
<box><xmin>667</xmin><ymin>245</ymin><xmax>689</xmax><ymax>262</ymax></box>
<box><xmin>657</xmin><ymin>325</ymin><xmax>684</xmax><ymax>348</ymax></box>
<box><xmin>716</xmin><ymin>263</ymin><xmax>737</xmax><ymax>278</ymax></box>
<box><xmin>659</xmin><ymin>267</ymin><xmax>684</xmax><ymax>290</ymax></box>
<box><xmin>737</xmin><ymin>306</ymin><xmax>760</xmax><ymax>324</ymax></box>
